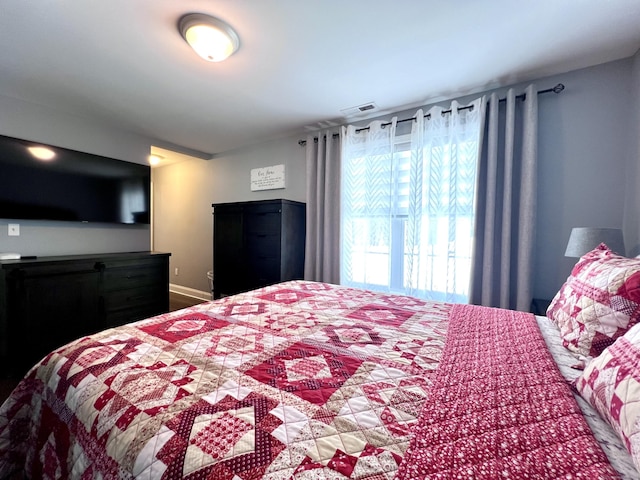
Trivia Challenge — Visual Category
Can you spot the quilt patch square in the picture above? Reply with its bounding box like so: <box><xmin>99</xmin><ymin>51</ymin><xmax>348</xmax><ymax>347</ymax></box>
<box><xmin>377</xmin><ymin>294</ymin><xmax>428</xmax><ymax>309</ymax></box>
<box><xmin>324</xmin><ymin>324</ymin><xmax>383</xmax><ymax>347</ymax></box>
<box><xmin>227</xmin><ymin>302</ymin><xmax>266</xmax><ymax>316</ymax></box>
<box><xmin>244</xmin><ymin>342</ymin><xmax>364</xmax><ymax>406</ymax></box>
<box><xmin>259</xmin><ymin>310</ymin><xmax>319</xmax><ymax>335</ymax></box>
<box><xmin>92</xmin><ymin>359</ymin><xmax>197</xmax><ymax>437</ymax></box>
<box><xmin>284</xmin><ymin>355</ymin><xmax>332</xmax><ymax>381</ymax></box>
<box><xmin>181</xmin><ymin>324</ymin><xmax>289</xmax><ymax>370</ymax></box>
<box><xmin>347</xmin><ymin>304</ymin><xmax>415</xmax><ymax>327</ymax></box>
<box><xmin>155</xmin><ymin>393</ymin><xmax>286</xmax><ymax>479</ymax></box>
<box><xmin>139</xmin><ymin>312</ymin><xmax>230</xmax><ymax>343</ymax></box>
<box><xmin>336</xmin><ymin>328</ymin><xmax>372</xmax><ymax>343</ymax></box>
<box><xmin>258</xmin><ymin>288</ymin><xmax>315</xmax><ymax>305</ymax></box>
<box><xmin>51</xmin><ymin>337</ymin><xmax>146</xmax><ymax>398</ymax></box>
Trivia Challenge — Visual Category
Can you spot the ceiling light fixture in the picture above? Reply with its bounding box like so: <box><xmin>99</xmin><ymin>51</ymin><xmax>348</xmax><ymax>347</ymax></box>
<box><xmin>179</xmin><ymin>13</ymin><xmax>239</xmax><ymax>62</ymax></box>
<box><xmin>27</xmin><ymin>146</ymin><xmax>56</xmax><ymax>161</ymax></box>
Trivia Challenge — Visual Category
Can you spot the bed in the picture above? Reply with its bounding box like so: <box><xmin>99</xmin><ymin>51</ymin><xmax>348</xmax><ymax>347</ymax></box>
<box><xmin>0</xmin><ymin>252</ymin><xmax>639</xmax><ymax>478</ymax></box>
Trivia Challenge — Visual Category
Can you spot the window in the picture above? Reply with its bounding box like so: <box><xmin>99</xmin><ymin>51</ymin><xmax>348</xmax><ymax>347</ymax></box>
<box><xmin>341</xmin><ymin>101</ymin><xmax>483</xmax><ymax>302</ymax></box>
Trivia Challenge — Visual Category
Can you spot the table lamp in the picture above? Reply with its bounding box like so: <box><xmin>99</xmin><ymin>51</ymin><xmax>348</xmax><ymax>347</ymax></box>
<box><xmin>564</xmin><ymin>227</ymin><xmax>625</xmax><ymax>257</ymax></box>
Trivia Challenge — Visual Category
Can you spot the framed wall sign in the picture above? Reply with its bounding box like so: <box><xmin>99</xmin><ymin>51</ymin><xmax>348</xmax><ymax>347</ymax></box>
<box><xmin>250</xmin><ymin>164</ymin><xmax>286</xmax><ymax>191</ymax></box>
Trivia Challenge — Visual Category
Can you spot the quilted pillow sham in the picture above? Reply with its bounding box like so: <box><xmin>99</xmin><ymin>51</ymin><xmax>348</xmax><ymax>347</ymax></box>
<box><xmin>575</xmin><ymin>322</ymin><xmax>640</xmax><ymax>471</ymax></box>
<box><xmin>546</xmin><ymin>243</ymin><xmax>640</xmax><ymax>357</ymax></box>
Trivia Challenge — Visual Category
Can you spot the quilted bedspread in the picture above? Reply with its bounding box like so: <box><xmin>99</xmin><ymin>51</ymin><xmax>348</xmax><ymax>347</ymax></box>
<box><xmin>0</xmin><ymin>281</ymin><xmax>619</xmax><ymax>479</ymax></box>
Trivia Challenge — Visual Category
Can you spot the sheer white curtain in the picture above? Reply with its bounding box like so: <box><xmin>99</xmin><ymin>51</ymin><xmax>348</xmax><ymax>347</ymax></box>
<box><xmin>341</xmin><ymin>120</ymin><xmax>397</xmax><ymax>290</ymax></box>
<box><xmin>341</xmin><ymin>98</ymin><xmax>484</xmax><ymax>302</ymax></box>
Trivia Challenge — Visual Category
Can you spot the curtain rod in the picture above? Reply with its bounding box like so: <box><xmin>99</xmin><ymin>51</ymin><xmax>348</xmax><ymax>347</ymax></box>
<box><xmin>298</xmin><ymin>83</ymin><xmax>565</xmax><ymax>146</ymax></box>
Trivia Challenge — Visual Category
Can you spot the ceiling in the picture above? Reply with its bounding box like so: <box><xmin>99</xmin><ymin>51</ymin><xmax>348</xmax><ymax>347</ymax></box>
<box><xmin>1</xmin><ymin>1</ymin><xmax>640</xmax><ymax>159</ymax></box>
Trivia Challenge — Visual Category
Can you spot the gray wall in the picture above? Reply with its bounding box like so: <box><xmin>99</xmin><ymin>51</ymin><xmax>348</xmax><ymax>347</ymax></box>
<box><xmin>0</xmin><ymin>94</ymin><xmax>154</xmax><ymax>256</ymax></box>
<box><xmin>534</xmin><ymin>58</ymin><xmax>633</xmax><ymax>299</ymax></box>
<box><xmin>623</xmin><ymin>50</ymin><xmax>640</xmax><ymax>258</ymax></box>
<box><xmin>152</xmin><ymin>136</ymin><xmax>305</xmax><ymax>293</ymax></box>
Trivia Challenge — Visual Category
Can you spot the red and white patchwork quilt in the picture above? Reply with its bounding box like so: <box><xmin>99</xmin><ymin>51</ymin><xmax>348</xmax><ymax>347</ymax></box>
<box><xmin>0</xmin><ymin>281</ymin><xmax>619</xmax><ymax>478</ymax></box>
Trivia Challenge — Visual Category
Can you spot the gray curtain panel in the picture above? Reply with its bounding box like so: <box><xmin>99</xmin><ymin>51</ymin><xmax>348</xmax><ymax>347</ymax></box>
<box><xmin>469</xmin><ymin>85</ymin><xmax>538</xmax><ymax>311</ymax></box>
<box><xmin>304</xmin><ymin>132</ymin><xmax>341</xmax><ymax>284</ymax></box>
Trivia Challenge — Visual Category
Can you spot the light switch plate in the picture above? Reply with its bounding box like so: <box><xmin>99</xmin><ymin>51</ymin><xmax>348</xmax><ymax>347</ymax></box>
<box><xmin>8</xmin><ymin>224</ymin><xmax>20</xmax><ymax>236</ymax></box>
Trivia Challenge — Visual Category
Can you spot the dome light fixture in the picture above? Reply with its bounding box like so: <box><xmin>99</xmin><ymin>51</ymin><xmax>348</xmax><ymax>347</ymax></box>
<box><xmin>179</xmin><ymin>13</ymin><xmax>239</xmax><ymax>62</ymax></box>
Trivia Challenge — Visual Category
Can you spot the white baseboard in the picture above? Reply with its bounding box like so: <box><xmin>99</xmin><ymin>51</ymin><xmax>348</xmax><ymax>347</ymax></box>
<box><xmin>169</xmin><ymin>284</ymin><xmax>212</xmax><ymax>301</ymax></box>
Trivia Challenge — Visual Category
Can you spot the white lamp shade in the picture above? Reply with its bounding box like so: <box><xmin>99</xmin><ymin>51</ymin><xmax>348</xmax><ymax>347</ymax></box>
<box><xmin>564</xmin><ymin>227</ymin><xmax>625</xmax><ymax>257</ymax></box>
<box><xmin>179</xmin><ymin>13</ymin><xmax>239</xmax><ymax>62</ymax></box>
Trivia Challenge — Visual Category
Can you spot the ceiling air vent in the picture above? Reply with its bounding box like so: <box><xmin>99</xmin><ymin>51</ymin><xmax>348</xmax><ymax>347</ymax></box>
<box><xmin>340</xmin><ymin>102</ymin><xmax>378</xmax><ymax>117</ymax></box>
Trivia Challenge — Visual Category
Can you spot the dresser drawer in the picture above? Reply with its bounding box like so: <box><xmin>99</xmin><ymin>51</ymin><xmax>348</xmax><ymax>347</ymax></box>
<box><xmin>245</xmin><ymin>233</ymin><xmax>280</xmax><ymax>257</ymax></box>
<box><xmin>247</xmin><ymin>257</ymin><xmax>280</xmax><ymax>285</ymax></box>
<box><xmin>103</xmin><ymin>284</ymin><xmax>167</xmax><ymax>312</ymax></box>
<box><xmin>103</xmin><ymin>264</ymin><xmax>166</xmax><ymax>291</ymax></box>
<box><xmin>244</xmin><ymin>212</ymin><xmax>281</xmax><ymax>235</ymax></box>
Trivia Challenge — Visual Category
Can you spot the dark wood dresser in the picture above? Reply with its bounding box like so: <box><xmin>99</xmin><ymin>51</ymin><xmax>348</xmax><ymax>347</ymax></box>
<box><xmin>0</xmin><ymin>251</ymin><xmax>170</xmax><ymax>377</ymax></box>
<box><xmin>212</xmin><ymin>199</ymin><xmax>305</xmax><ymax>299</ymax></box>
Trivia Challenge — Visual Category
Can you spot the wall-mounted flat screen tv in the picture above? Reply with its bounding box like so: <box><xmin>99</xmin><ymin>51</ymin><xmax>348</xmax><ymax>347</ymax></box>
<box><xmin>0</xmin><ymin>134</ymin><xmax>150</xmax><ymax>225</ymax></box>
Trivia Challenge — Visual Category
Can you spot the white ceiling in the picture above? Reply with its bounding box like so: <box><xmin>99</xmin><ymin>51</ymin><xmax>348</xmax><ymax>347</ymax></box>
<box><xmin>1</xmin><ymin>0</ymin><xmax>639</xmax><ymax>158</ymax></box>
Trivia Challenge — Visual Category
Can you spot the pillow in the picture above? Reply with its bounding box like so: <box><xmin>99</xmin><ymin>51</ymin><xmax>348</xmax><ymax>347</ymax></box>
<box><xmin>575</xmin><ymin>322</ymin><xmax>640</xmax><ymax>471</ymax></box>
<box><xmin>547</xmin><ymin>243</ymin><xmax>640</xmax><ymax>357</ymax></box>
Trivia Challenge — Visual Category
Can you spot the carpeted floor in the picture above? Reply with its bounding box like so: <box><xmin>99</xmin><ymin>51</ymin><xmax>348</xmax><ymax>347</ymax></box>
<box><xmin>169</xmin><ymin>291</ymin><xmax>207</xmax><ymax>311</ymax></box>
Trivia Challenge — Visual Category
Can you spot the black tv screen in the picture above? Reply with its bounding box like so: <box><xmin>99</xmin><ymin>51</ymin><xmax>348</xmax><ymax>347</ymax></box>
<box><xmin>0</xmin><ymin>134</ymin><xmax>150</xmax><ymax>225</ymax></box>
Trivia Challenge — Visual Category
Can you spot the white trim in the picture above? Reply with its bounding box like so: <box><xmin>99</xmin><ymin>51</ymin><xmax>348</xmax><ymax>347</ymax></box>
<box><xmin>169</xmin><ymin>284</ymin><xmax>212</xmax><ymax>301</ymax></box>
